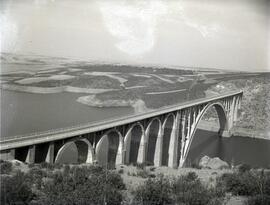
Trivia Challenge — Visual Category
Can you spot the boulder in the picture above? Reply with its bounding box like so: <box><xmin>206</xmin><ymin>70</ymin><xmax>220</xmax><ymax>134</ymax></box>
<box><xmin>10</xmin><ymin>159</ymin><xmax>25</xmax><ymax>166</ymax></box>
<box><xmin>199</xmin><ymin>156</ymin><xmax>229</xmax><ymax>169</ymax></box>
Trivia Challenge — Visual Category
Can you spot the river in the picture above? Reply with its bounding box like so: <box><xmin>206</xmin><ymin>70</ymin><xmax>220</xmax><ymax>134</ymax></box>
<box><xmin>187</xmin><ymin>129</ymin><xmax>270</xmax><ymax>168</ymax></box>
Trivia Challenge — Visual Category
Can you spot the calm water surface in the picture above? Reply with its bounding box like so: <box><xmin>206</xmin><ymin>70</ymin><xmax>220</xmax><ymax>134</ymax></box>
<box><xmin>188</xmin><ymin>129</ymin><xmax>270</xmax><ymax>168</ymax></box>
<box><xmin>1</xmin><ymin>90</ymin><xmax>134</xmax><ymax>138</ymax></box>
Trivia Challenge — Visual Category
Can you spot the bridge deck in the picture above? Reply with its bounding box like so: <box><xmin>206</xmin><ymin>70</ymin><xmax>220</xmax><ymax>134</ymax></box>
<box><xmin>0</xmin><ymin>90</ymin><xmax>242</xmax><ymax>151</ymax></box>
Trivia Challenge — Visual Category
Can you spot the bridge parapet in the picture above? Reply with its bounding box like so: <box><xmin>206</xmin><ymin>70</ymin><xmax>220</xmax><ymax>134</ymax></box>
<box><xmin>0</xmin><ymin>91</ymin><xmax>243</xmax><ymax>168</ymax></box>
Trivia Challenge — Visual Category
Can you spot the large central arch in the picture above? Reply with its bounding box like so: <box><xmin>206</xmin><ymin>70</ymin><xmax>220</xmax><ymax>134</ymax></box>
<box><xmin>180</xmin><ymin>102</ymin><xmax>228</xmax><ymax>167</ymax></box>
<box><xmin>95</xmin><ymin>129</ymin><xmax>123</xmax><ymax>168</ymax></box>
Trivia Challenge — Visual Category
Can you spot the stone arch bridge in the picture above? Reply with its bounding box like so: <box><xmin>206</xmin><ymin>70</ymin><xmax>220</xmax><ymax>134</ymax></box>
<box><xmin>0</xmin><ymin>91</ymin><xmax>243</xmax><ymax>168</ymax></box>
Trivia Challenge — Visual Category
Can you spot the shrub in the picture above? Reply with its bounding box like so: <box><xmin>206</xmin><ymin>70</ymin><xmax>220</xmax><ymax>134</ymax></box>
<box><xmin>219</xmin><ymin>170</ymin><xmax>270</xmax><ymax>197</ymax></box>
<box><xmin>247</xmin><ymin>195</ymin><xmax>270</xmax><ymax>205</ymax></box>
<box><xmin>172</xmin><ymin>172</ymin><xmax>223</xmax><ymax>205</ymax></box>
<box><xmin>0</xmin><ymin>160</ymin><xmax>12</xmax><ymax>174</ymax></box>
<box><xmin>133</xmin><ymin>172</ymin><xmax>225</xmax><ymax>205</ymax></box>
<box><xmin>40</xmin><ymin>162</ymin><xmax>55</xmax><ymax>170</ymax></box>
<box><xmin>148</xmin><ymin>173</ymin><xmax>156</xmax><ymax>178</ymax></box>
<box><xmin>35</xmin><ymin>165</ymin><xmax>125</xmax><ymax>205</ymax></box>
<box><xmin>149</xmin><ymin>167</ymin><xmax>156</xmax><ymax>172</ymax></box>
<box><xmin>133</xmin><ymin>174</ymin><xmax>172</xmax><ymax>205</ymax></box>
<box><xmin>144</xmin><ymin>161</ymin><xmax>154</xmax><ymax>166</ymax></box>
<box><xmin>0</xmin><ymin>171</ymin><xmax>34</xmax><ymax>204</ymax></box>
<box><xmin>134</xmin><ymin>162</ymin><xmax>145</xmax><ymax>170</ymax></box>
<box><xmin>27</xmin><ymin>167</ymin><xmax>47</xmax><ymax>189</ymax></box>
<box><xmin>28</xmin><ymin>163</ymin><xmax>36</xmax><ymax>168</ymax></box>
<box><xmin>53</xmin><ymin>163</ymin><xmax>63</xmax><ymax>169</ymax></box>
<box><xmin>136</xmin><ymin>170</ymin><xmax>149</xmax><ymax>178</ymax></box>
<box><xmin>238</xmin><ymin>164</ymin><xmax>251</xmax><ymax>173</ymax></box>
<box><xmin>219</xmin><ymin>172</ymin><xmax>257</xmax><ymax>196</ymax></box>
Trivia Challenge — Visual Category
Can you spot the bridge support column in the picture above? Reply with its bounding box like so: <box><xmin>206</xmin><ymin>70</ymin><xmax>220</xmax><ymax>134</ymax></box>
<box><xmin>137</xmin><ymin>133</ymin><xmax>146</xmax><ymax>164</ymax></box>
<box><xmin>233</xmin><ymin>96</ymin><xmax>240</xmax><ymax>123</ymax></box>
<box><xmin>179</xmin><ymin>111</ymin><xmax>187</xmax><ymax>168</ymax></box>
<box><xmin>116</xmin><ymin>137</ymin><xmax>124</xmax><ymax>165</ymax></box>
<box><xmin>228</xmin><ymin>97</ymin><xmax>236</xmax><ymax>131</ymax></box>
<box><xmin>153</xmin><ymin>126</ymin><xmax>163</xmax><ymax>167</ymax></box>
<box><xmin>45</xmin><ymin>143</ymin><xmax>55</xmax><ymax>163</ymax></box>
<box><xmin>168</xmin><ymin>112</ymin><xmax>180</xmax><ymax>168</ymax></box>
<box><xmin>26</xmin><ymin>145</ymin><xmax>36</xmax><ymax>164</ymax></box>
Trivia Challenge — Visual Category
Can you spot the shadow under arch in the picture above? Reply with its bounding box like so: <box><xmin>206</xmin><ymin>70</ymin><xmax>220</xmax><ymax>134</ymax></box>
<box><xmin>74</xmin><ymin>139</ymin><xmax>95</xmax><ymax>164</ymax></box>
<box><xmin>161</xmin><ymin>113</ymin><xmax>175</xmax><ymax>166</ymax></box>
<box><xmin>124</xmin><ymin>122</ymin><xmax>144</xmax><ymax>165</ymax></box>
<box><xmin>181</xmin><ymin>102</ymin><xmax>228</xmax><ymax>167</ymax></box>
<box><xmin>96</xmin><ymin>129</ymin><xmax>123</xmax><ymax>168</ymax></box>
<box><xmin>145</xmin><ymin>118</ymin><xmax>162</xmax><ymax>165</ymax></box>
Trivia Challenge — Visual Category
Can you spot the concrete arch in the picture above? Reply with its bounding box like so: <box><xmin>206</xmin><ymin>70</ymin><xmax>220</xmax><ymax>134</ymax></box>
<box><xmin>145</xmin><ymin>118</ymin><xmax>162</xmax><ymax>166</ymax></box>
<box><xmin>55</xmin><ymin>141</ymin><xmax>78</xmax><ymax>164</ymax></box>
<box><xmin>96</xmin><ymin>129</ymin><xmax>123</xmax><ymax>168</ymax></box>
<box><xmin>180</xmin><ymin>102</ymin><xmax>228</xmax><ymax>167</ymax></box>
<box><xmin>161</xmin><ymin>113</ymin><xmax>175</xmax><ymax>166</ymax></box>
<box><xmin>124</xmin><ymin>122</ymin><xmax>145</xmax><ymax>164</ymax></box>
<box><xmin>54</xmin><ymin>139</ymin><xmax>95</xmax><ymax>164</ymax></box>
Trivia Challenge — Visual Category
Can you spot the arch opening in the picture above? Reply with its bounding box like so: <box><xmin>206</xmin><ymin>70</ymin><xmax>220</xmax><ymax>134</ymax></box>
<box><xmin>54</xmin><ymin>141</ymin><xmax>78</xmax><ymax>164</ymax></box>
<box><xmin>146</xmin><ymin>119</ymin><xmax>160</xmax><ymax>165</ymax></box>
<box><xmin>161</xmin><ymin>114</ymin><xmax>174</xmax><ymax>166</ymax></box>
<box><xmin>35</xmin><ymin>143</ymin><xmax>50</xmax><ymax>163</ymax></box>
<box><xmin>124</xmin><ymin>124</ymin><xmax>144</xmax><ymax>165</ymax></box>
<box><xmin>184</xmin><ymin>103</ymin><xmax>227</xmax><ymax>167</ymax></box>
<box><xmin>54</xmin><ymin>139</ymin><xmax>94</xmax><ymax>164</ymax></box>
<box><xmin>74</xmin><ymin>140</ymin><xmax>88</xmax><ymax>163</ymax></box>
<box><xmin>96</xmin><ymin>130</ymin><xmax>122</xmax><ymax>168</ymax></box>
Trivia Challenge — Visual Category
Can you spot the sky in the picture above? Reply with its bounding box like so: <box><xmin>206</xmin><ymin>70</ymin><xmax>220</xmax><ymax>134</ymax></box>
<box><xmin>0</xmin><ymin>0</ymin><xmax>269</xmax><ymax>72</ymax></box>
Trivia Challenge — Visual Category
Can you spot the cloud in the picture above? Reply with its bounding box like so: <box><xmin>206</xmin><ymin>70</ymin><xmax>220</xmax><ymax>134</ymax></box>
<box><xmin>162</xmin><ymin>2</ymin><xmax>224</xmax><ymax>38</ymax></box>
<box><xmin>0</xmin><ymin>13</ymin><xmax>18</xmax><ymax>52</ymax></box>
<box><xmin>98</xmin><ymin>0</ymin><xmax>167</xmax><ymax>56</ymax></box>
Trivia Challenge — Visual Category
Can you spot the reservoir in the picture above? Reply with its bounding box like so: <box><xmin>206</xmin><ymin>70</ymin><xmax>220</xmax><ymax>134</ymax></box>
<box><xmin>1</xmin><ymin>90</ymin><xmax>134</xmax><ymax>138</ymax></box>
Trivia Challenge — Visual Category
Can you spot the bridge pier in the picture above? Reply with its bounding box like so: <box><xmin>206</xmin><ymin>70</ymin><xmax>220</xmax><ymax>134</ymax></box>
<box><xmin>137</xmin><ymin>132</ymin><xmax>146</xmax><ymax>164</ymax></box>
<box><xmin>25</xmin><ymin>145</ymin><xmax>36</xmax><ymax>164</ymax></box>
<box><xmin>153</xmin><ymin>126</ymin><xmax>163</xmax><ymax>167</ymax></box>
<box><xmin>116</xmin><ymin>137</ymin><xmax>124</xmax><ymax>165</ymax></box>
<box><xmin>168</xmin><ymin>112</ymin><xmax>180</xmax><ymax>168</ymax></box>
<box><xmin>45</xmin><ymin>142</ymin><xmax>55</xmax><ymax>163</ymax></box>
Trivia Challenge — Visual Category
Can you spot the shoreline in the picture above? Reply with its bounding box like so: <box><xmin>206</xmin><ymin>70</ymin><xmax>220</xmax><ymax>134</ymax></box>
<box><xmin>77</xmin><ymin>95</ymin><xmax>149</xmax><ymax>113</ymax></box>
<box><xmin>0</xmin><ymin>84</ymin><xmax>117</xmax><ymax>94</ymax></box>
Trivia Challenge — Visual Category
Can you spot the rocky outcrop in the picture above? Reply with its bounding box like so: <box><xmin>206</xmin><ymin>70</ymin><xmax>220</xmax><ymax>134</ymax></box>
<box><xmin>199</xmin><ymin>156</ymin><xmax>229</xmax><ymax>169</ymax></box>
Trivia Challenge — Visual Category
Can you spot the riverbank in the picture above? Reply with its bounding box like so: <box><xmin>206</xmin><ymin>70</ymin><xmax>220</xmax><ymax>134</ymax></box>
<box><xmin>207</xmin><ymin>74</ymin><xmax>270</xmax><ymax>139</ymax></box>
<box><xmin>198</xmin><ymin>120</ymin><xmax>270</xmax><ymax>140</ymax></box>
